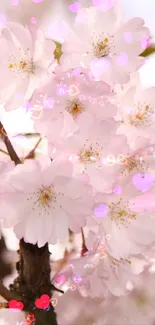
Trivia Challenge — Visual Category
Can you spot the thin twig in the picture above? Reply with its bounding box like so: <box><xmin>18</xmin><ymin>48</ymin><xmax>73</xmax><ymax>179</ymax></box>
<box><xmin>0</xmin><ymin>148</ymin><xmax>9</xmax><ymax>156</ymax></box>
<box><xmin>13</xmin><ymin>132</ymin><xmax>40</xmax><ymax>138</ymax></box>
<box><xmin>24</xmin><ymin>137</ymin><xmax>42</xmax><ymax>160</ymax></box>
<box><xmin>81</xmin><ymin>228</ymin><xmax>88</xmax><ymax>256</ymax></box>
<box><xmin>0</xmin><ymin>122</ymin><xmax>21</xmax><ymax>165</ymax></box>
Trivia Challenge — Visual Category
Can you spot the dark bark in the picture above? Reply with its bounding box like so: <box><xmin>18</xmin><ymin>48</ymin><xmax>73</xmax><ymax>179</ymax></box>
<box><xmin>0</xmin><ymin>121</ymin><xmax>58</xmax><ymax>324</ymax></box>
<box><xmin>0</xmin><ymin>121</ymin><xmax>21</xmax><ymax>165</ymax></box>
<box><xmin>0</xmin><ymin>236</ymin><xmax>13</xmax><ymax>280</ymax></box>
<box><xmin>10</xmin><ymin>240</ymin><xmax>58</xmax><ymax>325</ymax></box>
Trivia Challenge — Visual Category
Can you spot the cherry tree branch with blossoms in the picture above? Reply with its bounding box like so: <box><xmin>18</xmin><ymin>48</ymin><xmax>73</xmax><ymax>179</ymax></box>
<box><xmin>0</xmin><ymin>122</ymin><xmax>21</xmax><ymax>165</ymax></box>
<box><xmin>0</xmin><ymin>0</ymin><xmax>155</xmax><ymax>325</ymax></box>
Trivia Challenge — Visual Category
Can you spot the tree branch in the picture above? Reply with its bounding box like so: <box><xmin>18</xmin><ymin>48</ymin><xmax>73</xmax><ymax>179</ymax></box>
<box><xmin>81</xmin><ymin>228</ymin><xmax>88</xmax><ymax>256</ymax></box>
<box><xmin>25</xmin><ymin>137</ymin><xmax>42</xmax><ymax>160</ymax></box>
<box><xmin>0</xmin><ymin>148</ymin><xmax>9</xmax><ymax>156</ymax></box>
<box><xmin>0</xmin><ymin>281</ymin><xmax>21</xmax><ymax>302</ymax></box>
<box><xmin>0</xmin><ymin>122</ymin><xmax>21</xmax><ymax>165</ymax></box>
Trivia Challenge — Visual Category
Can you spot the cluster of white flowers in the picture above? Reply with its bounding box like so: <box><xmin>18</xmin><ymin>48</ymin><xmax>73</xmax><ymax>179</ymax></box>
<box><xmin>0</xmin><ymin>0</ymin><xmax>155</xmax><ymax>324</ymax></box>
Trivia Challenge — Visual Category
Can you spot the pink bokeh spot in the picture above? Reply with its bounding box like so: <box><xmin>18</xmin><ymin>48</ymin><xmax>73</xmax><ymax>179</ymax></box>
<box><xmin>93</xmin><ymin>0</ymin><xmax>101</xmax><ymax>4</ymax></box>
<box><xmin>94</xmin><ymin>204</ymin><xmax>108</xmax><ymax>218</ymax></box>
<box><xmin>92</xmin><ymin>0</ymin><xmax>115</xmax><ymax>10</ymax></box>
<box><xmin>43</xmin><ymin>97</ymin><xmax>55</xmax><ymax>109</ymax></box>
<box><xmin>69</xmin><ymin>2</ymin><xmax>81</xmax><ymax>12</ymax></box>
<box><xmin>141</xmin><ymin>36</ymin><xmax>151</xmax><ymax>50</ymax></box>
<box><xmin>116</xmin><ymin>52</ymin><xmax>128</xmax><ymax>66</ymax></box>
<box><xmin>124</xmin><ymin>32</ymin><xmax>133</xmax><ymax>43</ymax></box>
<box><xmin>56</xmin><ymin>83</ymin><xmax>68</xmax><ymax>96</ymax></box>
<box><xmin>113</xmin><ymin>186</ymin><xmax>122</xmax><ymax>194</ymax></box>
<box><xmin>73</xmin><ymin>275</ymin><xmax>82</xmax><ymax>283</ymax></box>
<box><xmin>132</xmin><ymin>173</ymin><xmax>154</xmax><ymax>192</ymax></box>
<box><xmin>0</xmin><ymin>14</ymin><xmax>6</xmax><ymax>28</ymax></box>
<box><xmin>31</xmin><ymin>17</ymin><xmax>37</xmax><ymax>24</ymax></box>
<box><xmin>11</xmin><ymin>0</ymin><xmax>19</xmax><ymax>5</ymax></box>
<box><xmin>32</xmin><ymin>0</ymin><xmax>44</xmax><ymax>3</ymax></box>
<box><xmin>55</xmin><ymin>275</ymin><xmax>66</xmax><ymax>284</ymax></box>
<box><xmin>72</xmin><ymin>68</ymin><xmax>82</xmax><ymax>76</ymax></box>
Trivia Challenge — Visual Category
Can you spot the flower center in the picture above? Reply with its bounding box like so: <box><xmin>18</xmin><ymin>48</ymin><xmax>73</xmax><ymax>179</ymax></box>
<box><xmin>135</xmin><ymin>292</ymin><xmax>147</xmax><ymax>306</ymax></box>
<box><xmin>66</xmin><ymin>99</ymin><xmax>85</xmax><ymax>118</ymax></box>
<box><xmin>78</xmin><ymin>141</ymin><xmax>102</xmax><ymax>165</ymax></box>
<box><xmin>129</xmin><ymin>103</ymin><xmax>153</xmax><ymax>127</ymax></box>
<box><xmin>121</xmin><ymin>156</ymin><xmax>147</xmax><ymax>176</ymax></box>
<box><xmin>92</xmin><ymin>33</ymin><xmax>114</xmax><ymax>58</ymax></box>
<box><xmin>27</xmin><ymin>185</ymin><xmax>57</xmax><ymax>215</ymax></box>
<box><xmin>8</xmin><ymin>48</ymin><xmax>34</xmax><ymax>76</ymax></box>
<box><xmin>37</xmin><ymin>186</ymin><xmax>56</xmax><ymax>207</ymax></box>
<box><xmin>108</xmin><ymin>199</ymin><xmax>136</xmax><ymax>227</ymax></box>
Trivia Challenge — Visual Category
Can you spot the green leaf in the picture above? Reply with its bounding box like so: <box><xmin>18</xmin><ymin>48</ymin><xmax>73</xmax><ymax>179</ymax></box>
<box><xmin>140</xmin><ymin>45</ymin><xmax>155</xmax><ymax>57</ymax></box>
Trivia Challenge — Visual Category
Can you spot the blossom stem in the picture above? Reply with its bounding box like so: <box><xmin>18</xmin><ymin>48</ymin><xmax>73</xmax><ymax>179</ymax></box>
<box><xmin>0</xmin><ymin>148</ymin><xmax>9</xmax><ymax>156</ymax></box>
<box><xmin>24</xmin><ymin>137</ymin><xmax>42</xmax><ymax>160</ymax></box>
<box><xmin>0</xmin><ymin>122</ymin><xmax>21</xmax><ymax>165</ymax></box>
<box><xmin>81</xmin><ymin>228</ymin><xmax>88</xmax><ymax>256</ymax></box>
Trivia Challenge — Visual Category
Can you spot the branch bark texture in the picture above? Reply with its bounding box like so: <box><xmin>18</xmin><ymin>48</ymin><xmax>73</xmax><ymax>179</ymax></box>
<box><xmin>0</xmin><ymin>121</ymin><xmax>58</xmax><ymax>324</ymax></box>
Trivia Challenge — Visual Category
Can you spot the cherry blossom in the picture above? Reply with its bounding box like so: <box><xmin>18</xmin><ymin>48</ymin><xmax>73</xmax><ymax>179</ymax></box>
<box><xmin>29</xmin><ymin>69</ymin><xmax>115</xmax><ymax>136</ymax></box>
<box><xmin>102</xmin><ymin>272</ymin><xmax>155</xmax><ymax>325</ymax></box>
<box><xmin>60</xmin><ymin>4</ymin><xmax>150</xmax><ymax>84</ymax></box>
<box><xmin>55</xmin><ymin>288</ymin><xmax>104</xmax><ymax>325</ymax></box>
<box><xmin>47</xmin><ymin>117</ymin><xmax>130</xmax><ymax>192</ymax></box>
<box><xmin>0</xmin><ymin>22</ymin><xmax>56</xmax><ymax>110</ymax></box>
<box><xmin>0</xmin><ymin>1</ymin><xmax>154</xmax><ymax>324</ymax></box>
<box><xmin>0</xmin><ymin>309</ymin><xmax>25</xmax><ymax>325</ymax></box>
<box><xmin>54</xmin><ymin>231</ymin><xmax>147</xmax><ymax>299</ymax></box>
<box><xmin>118</xmin><ymin>85</ymin><xmax>155</xmax><ymax>142</ymax></box>
<box><xmin>88</xmin><ymin>182</ymin><xmax>155</xmax><ymax>258</ymax></box>
<box><xmin>0</xmin><ymin>158</ymin><xmax>94</xmax><ymax>246</ymax></box>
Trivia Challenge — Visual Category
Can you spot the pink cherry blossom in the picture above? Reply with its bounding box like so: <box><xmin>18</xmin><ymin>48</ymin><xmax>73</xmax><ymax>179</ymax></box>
<box><xmin>29</xmin><ymin>69</ymin><xmax>115</xmax><ymax>136</ymax></box>
<box><xmin>88</xmin><ymin>179</ymin><xmax>155</xmax><ymax>258</ymax></box>
<box><xmin>119</xmin><ymin>85</ymin><xmax>155</xmax><ymax>141</ymax></box>
<box><xmin>54</xmin><ymin>231</ymin><xmax>147</xmax><ymax>299</ymax></box>
<box><xmin>60</xmin><ymin>4</ymin><xmax>150</xmax><ymax>84</ymax></box>
<box><xmin>0</xmin><ymin>1</ymin><xmax>154</xmax><ymax>324</ymax></box>
<box><xmin>55</xmin><ymin>287</ymin><xmax>103</xmax><ymax>325</ymax></box>
<box><xmin>47</xmin><ymin>117</ymin><xmax>129</xmax><ymax>193</ymax></box>
<box><xmin>0</xmin><ymin>158</ymin><xmax>94</xmax><ymax>246</ymax></box>
<box><xmin>0</xmin><ymin>22</ymin><xmax>56</xmax><ymax>110</ymax></box>
<box><xmin>102</xmin><ymin>272</ymin><xmax>155</xmax><ymax>325</ymax></box>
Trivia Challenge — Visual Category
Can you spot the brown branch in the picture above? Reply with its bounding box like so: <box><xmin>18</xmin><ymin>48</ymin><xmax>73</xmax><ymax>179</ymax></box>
<box><xmin>81</xmin><ymin>228</ymin><xmax>88</xmax><ymax>256</ymax></box>
<box><xmin>11</xmin><ymin>239</ymin><xmax>58</xmax><ymax>324</ymax></box>
<box><xmin>0</xmin><ymin>122</ymin><xmax>21</xmax><ymax>165</ymax></box>
<box><xmin>0</xmin><ymin>281</ymin><xmax>21</xmax><ymax>302</ymax></box>
<box><xmin>13</xmin><ymin>133</ymin><xmax>40</xmax><ymax>137</ymax></box>
<box><xmin>0</xmin><ymin>148</ymin><xmax>9</xmax><ymax>156</ymax></box>
<box><xmin>25</xmin><ymin>137</ymin><xmax>42</xmax><ymax>160</ymax></box>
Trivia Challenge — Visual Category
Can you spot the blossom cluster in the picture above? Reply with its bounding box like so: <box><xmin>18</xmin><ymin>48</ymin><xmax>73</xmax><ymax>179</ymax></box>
<box><xmin>0</xmin><ymin>1</ymin><xmax>155</xmax><ymax>324</ymax></box>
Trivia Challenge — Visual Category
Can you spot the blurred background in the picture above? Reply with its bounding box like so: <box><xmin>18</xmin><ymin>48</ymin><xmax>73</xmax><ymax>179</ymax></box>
<box><xmin>0</xmin><ymin>0</ymin><xmax>155</xmax><ymax>289</ymax></box>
